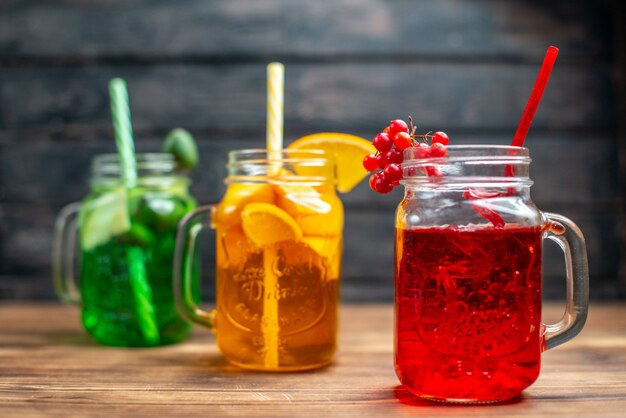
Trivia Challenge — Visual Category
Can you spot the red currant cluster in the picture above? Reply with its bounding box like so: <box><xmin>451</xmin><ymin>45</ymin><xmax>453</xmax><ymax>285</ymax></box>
<box><xmin>363</xmin><ymin>118</ymin><xmax>450</xmax><ymax>194</ymax></box>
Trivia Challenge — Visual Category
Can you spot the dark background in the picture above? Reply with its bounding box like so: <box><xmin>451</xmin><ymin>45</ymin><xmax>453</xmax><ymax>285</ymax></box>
<box><xmin>0</xmin><ymin>0</ymin><xmax>624</xmax><ymax>301</ymax></box>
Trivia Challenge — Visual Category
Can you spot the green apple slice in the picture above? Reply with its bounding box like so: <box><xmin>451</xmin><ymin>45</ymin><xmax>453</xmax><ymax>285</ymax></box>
<box><xmin>79</xmin><ymin>188</ymin><xmax>131</xmax><ymax>250</ymax></box>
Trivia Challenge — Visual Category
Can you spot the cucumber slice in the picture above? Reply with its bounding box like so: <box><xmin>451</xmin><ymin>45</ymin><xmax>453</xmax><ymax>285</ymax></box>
<box><xmin>80</xmin><ymin>188</ymin><xmax>131</xmax><ymax>250</ymax></box>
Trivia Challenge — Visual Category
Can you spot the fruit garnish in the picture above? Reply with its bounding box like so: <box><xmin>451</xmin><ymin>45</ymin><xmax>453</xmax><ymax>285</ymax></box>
<box><xmin>373</xmin><ymin>132</ymin><xmax>393</xmax><ymax>153</ymax></box>
<box><xmin>388</xmin><ymin>119</ymin><xmax>409</xmax><ymax>136</ymax></box>
<box><xmin>219</xmin><ymin>225</ymin><xmax>251</xmax><ymax>267</ymax></box>
<box><xmin>386</xmin><ymin>148</ymin><xmax>403</xmax><ymax>164</ymax></box>
<box><xmin>215</xmin><ymin>184</ymin><xmax>275</xmax><ymax>230</ymax></box>
<box><xmin>392</xmin><ymin>132</ymin><xmax>412</xmax><ymax>150</ymax></box>
<box><xmin>415</xmin><ymin>142</ymin><xmax>431</xmax><ymax>158</ymax></box>
<box><xmin>363</xmin><ymin>154</ymin><xmax>378</xmax><ymax>172</ymax></box>
<box><xmin>369</xmin><ymin>171</ymin><xmax>393</xmax><ymax>194</ymax></box>
<box><xmin>375</xmin><ymin>152</ymin><xmax>389</xmax><ymax>169</ymax></box>
<box><xmin>275</xmin><ymin>185</ymin><xmax>331</xmax><ymax>215</ymax></box>
<box><xmin>383</xmin><ymin>164</ymin><xmax>402</xmax><ymax>183</ymax></box>
<box><xmin>241</xmin><ymin>202</ymin><xmax>302</xmax><ymax>247</ymax></box>
<box><xmin>364</xmin><ymin>117</ymin><xmax>450</xmax><ymax>195</ymax></box>
<box><xmin>276</xmin><ymin>185</ymin><xmax>343</xmax><ymax>236</ymax></box>
<box><xmin>163</xmin><ymin>128</ymin><xmax>199</xmax><ymax>170</ymax></box>
<box><xmin>430</xmin><ymin>142</ymin><xmax>448</xmax><ymax>158</ymax></box>
<box><xmin>287</xmin><ymin>132</ymin><xmax>376</xmax><ymax>193</ymax></box>
<box><xmin>431</xmin><ymin>131</ymin><xmax>450</xmax><ymax>146</ymax></box>
<box><xmin>79</xmin><ymin>188</ymin><xmax>131</xmax><ymax>250</ymax></box>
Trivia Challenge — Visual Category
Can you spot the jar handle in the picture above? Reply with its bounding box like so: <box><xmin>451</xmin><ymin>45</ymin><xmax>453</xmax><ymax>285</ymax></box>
<box><xmin>174</xmin><ymin>204</ymin><xmax>216</xmax><ymax>329</ymax></box>
<box><xmin>542</xmin><ymin>212</ymin><xmax>589</xmax><ymax>351</ymax></box>
<box><xmin>52</xmin><ymin>202</ymin><xmax>82</xmax><ymax>304</ymax></box>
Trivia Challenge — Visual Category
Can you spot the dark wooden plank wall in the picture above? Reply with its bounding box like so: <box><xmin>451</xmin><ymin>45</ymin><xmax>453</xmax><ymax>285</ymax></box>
<box><xmin>0</xmin><ymin>0</ymin><xmax>623</xmax><ymax>301</ymax></box>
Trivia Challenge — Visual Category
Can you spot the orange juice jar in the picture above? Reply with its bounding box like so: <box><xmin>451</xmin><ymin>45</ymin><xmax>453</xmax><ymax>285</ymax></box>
<box><xmin>174</xmin><ymin>149</ymin><xmax>343</xmax><ymax>371</ymax></box>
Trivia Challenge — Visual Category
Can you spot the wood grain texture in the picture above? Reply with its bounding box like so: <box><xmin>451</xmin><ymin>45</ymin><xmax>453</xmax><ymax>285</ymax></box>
<box><xmin>614</xmin><ymin>1</ymin><xmax>626</xmax><ymax>289</ymax></box>
<box><xmin>0</xmin><ymin>302</ymin><xmax>624</xmax><ymax>417</ymax></box>
<box><xmin>0</xmin><ymin>64</ymin><xmax>613</xmax><ymax>131</ymax></box>
<box><xmin>0</xmin><ymin>0</ymin><xmax>622</xmax><ymax>301</ymax></box>
<box><xmin>0</xmin><ymin>0</ymin><xmax>610</xmax><ymax>59</ymax></box>
<box><xmin>0</xmin><ymin>135</ymin><xmax>618</xmax><ymax>206</ymax></box>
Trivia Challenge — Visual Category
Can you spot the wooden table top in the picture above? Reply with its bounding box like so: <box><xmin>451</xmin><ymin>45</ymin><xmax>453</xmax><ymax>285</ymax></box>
<box><xmin>1</xmin><ymin>302</ymin><xmax>625</xmax><ymax>417</ymax></box>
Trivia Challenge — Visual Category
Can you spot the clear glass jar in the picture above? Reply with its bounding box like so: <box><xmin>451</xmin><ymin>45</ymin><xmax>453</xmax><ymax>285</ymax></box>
<box><xmin>394</xmin><ymin>145</ymin><xmax>588</xmax><ymax>402</ymax></box>
<box><xmin>53</xmin><ymin>153</ymin><xmax>198</xmax><ymax>347</ymax></box>
<box><xmin>175</xmin><ymin>149</ymin><xmax>343</xmax><ymax>371</ymax></box>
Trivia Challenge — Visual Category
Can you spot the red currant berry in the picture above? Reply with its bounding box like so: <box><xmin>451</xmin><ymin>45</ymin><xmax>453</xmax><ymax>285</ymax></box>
<box><xmin>415</xmin><ymin>143</ymin><xmax>431</xmax><ymax>158</ymax></box>
<box><xmin>431</xmin><ymin>131</ymin><xmax>449</xmax><ymax>146</ymax></box>
<box><xmin>383</xmin><ymin>127</ymin><xmax>391</xmax><ymax>134</ymax></box>
<box><xmin>376</xmin><ymin>152</ymin><xmax>389</xmax><ymax>169</ymax></box>
<box><xmin>386</xmin><ymin>148</ymin><xmax>403</xmax><ymax>164</ymax></box>
<box><xmin>430</xmin><ymin>142</ymin><xmax>448</xmax><ymax>157</ymax></box>
<box><xmin>369</xmin><ymin>172</ymin><xmax>380</xmax><ymax>192</ymax></box>
<box><xmin>393</xmin><ymin>132</ymin><xmax>412</xmax><ymax>150</ymax></box>
<box><xmin>363</xmin><ymin>154</ymin><xmax>379</xmax><ymax>172</ymax></box>
<box><xmin>388</xmin><ymin>119</ymin><xmax>409</xmax><ymax>136</ymax></box>
<box><xmin>374</xmin><ymin>173</ymin><xmax>394</xmax><ymax>194</ymax></box>
<box><xmin>373</xmin><ymin>133</ymin><xmax>393</xmax><ymax>153</ymax></box>
<box><xmin>425</xmin><ymin>166</ymin><xmax>443</xmax><ymax>177</ymax></box>
<box><xmin>383</xmin><ymin>163</ymin><xmax>403</xmax><ymax>183</ymax></box>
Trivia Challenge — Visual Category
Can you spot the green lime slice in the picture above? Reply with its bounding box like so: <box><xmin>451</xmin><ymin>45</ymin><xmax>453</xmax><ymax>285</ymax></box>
<box><xmin>79</xmin><ymin>188</ymin><xmax>131</xmax><ymax>250</ymax></box>
<box><xmin>163</xmin><ymin>128</ymin><xmax>198</xmax><ymax>169</ymax></box>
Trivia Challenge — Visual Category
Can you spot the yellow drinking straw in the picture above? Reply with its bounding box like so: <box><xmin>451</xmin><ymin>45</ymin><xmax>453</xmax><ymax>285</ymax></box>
<box><xmin>266</xmin><ymin>62</ymin><xmax>284</xmax><ymax>175</ymax></box>
<box><xmin>263</xmin><ymin>62</ymin><xmax>284</xmax><ymax>368</ymax></box>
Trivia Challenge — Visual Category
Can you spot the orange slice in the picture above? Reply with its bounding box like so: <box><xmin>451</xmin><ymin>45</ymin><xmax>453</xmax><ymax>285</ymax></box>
<box><xmin>241</xmin><ymin>203</ymin><xmax>302</xmax><ymax>247</ymax></box>
<box><xmin>218</xmin><ymin>225</ymin><xmax>254</xmax><ymax>267</ymax></box>
<box><xmin>275</xmin><ymin>185</ymin><xmax>331</xmax><ymax>215</ymax></box>
<box><xmin>287</xmin><ymin>133</ymin><xmax>375</xmax><ymax>193</ymax></box>
<box><xmin>215</xmin><ymin>184</ymin><xmax>274</xmax><ymax>230</ymax></box>
<box><xmin>275</xmin><ymin>185</ymin><xmax>343</xmax><ymax>236</ymax></box>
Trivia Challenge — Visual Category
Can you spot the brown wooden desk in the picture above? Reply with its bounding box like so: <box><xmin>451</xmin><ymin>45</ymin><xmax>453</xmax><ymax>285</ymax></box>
<box><xmin>1</xmin><ymin>303</ymin><xmax>625</xmax><ymax>417</ymax></box>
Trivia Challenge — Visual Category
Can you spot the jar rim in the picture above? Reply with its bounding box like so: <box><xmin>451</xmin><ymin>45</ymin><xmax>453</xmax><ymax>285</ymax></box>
<box><xmin>93</xmin><ymin>153</ymin><xmax>177</xmax><ymax>172</ymax></box>
<box><xmin>401</xmin><ymin>144</ymin><xmax>533</xmax><ymax>187</ymax></box>
<box><xmin>90</xmin><ymin>153</ymin><xmax>188</xmax><ymax>188</ymax></box>
<box><xmin>93</xmin><ymin>152</ymin><xmax>175</xmax><ymax>164</ymax></box>
<box><xmin>404</xmin><ymin>145</ymin><xmax>530</xmax><ymax>163</ymax></box>
<box><xmin>227</xmin><ymin>148</ymin><xmax>330</xmax><ymax>164</ymax></box>
<box><xmin>225</xmin><ymin>148</ymin><xmax>336</xmax><ymax>186</ymax></box>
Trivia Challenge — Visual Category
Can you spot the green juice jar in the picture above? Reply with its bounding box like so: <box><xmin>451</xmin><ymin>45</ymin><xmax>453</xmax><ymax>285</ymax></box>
<box><xmin>53</xmin><ymin>153</ymin><xmax>199</xmax><ymax>346</ymax></box>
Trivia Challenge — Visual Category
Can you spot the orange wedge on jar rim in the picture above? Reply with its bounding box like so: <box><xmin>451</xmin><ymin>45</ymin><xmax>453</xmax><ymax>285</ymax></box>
<box><xmin>287</xmin><ymin>133</ymin><xmax>375</xmax><ymax>193</ymax></box>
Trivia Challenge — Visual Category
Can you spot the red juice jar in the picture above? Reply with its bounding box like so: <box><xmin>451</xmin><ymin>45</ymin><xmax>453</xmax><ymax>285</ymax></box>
<box><xmin>394</xmin><ymin>145</ymin><xmax>589</xmax><ymax>403</ymax></box>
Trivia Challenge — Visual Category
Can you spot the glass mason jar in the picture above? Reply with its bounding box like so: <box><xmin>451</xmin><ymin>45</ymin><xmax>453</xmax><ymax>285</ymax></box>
<box><xmin>53</xmin><ymin>153</ymin><xmax>199</xmax><ymax>347</ymax></box>
<box><xmin>394</xmin><ymin>145</ymin><xmax>589</xmax><ymax>403</ymax></box>
<box><xmin>174</xmin><ymin>149</ymin><xmax>343</xmax><ymax>371</ymax></box>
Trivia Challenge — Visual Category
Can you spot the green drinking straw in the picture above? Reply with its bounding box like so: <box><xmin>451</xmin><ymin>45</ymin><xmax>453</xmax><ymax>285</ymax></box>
<box><xmin>108</xmin><ymin>78</ymin><xmax>159</xmax><ymax>344</ymax></box>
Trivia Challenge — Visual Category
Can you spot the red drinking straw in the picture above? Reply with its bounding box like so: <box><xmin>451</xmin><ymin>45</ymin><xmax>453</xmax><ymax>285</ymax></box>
<box><xmin>471</xmin><ymin>47</ymin><xmax>559</xmax><ymax>227</ymax></box>
<box><xmin>511</xmin><ymin>46</ymin><xmax>559</xmax><ymax>147</ymax></box>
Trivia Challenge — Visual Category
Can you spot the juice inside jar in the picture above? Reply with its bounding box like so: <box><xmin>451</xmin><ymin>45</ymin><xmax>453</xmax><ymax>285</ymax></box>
<box><xmin>395</xmin><ymin>224</ymin><xmax>542</xmax><ymax>402</ymax></box>
<box><xmin>80</xmin><ymin>185</ymin><xmax>198</xmax><ymax>347</ymax></box>
<box><xmin>214</xmin><ymin>182</ymin><xmax>343</xmax><ymax>371</ymax></box>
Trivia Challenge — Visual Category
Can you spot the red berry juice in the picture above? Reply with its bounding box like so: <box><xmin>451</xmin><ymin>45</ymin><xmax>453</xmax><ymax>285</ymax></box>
<box><xmin>394</xmin><ymin>225</ymin><xmax>543</xmax><ymax>402</ymax></box>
